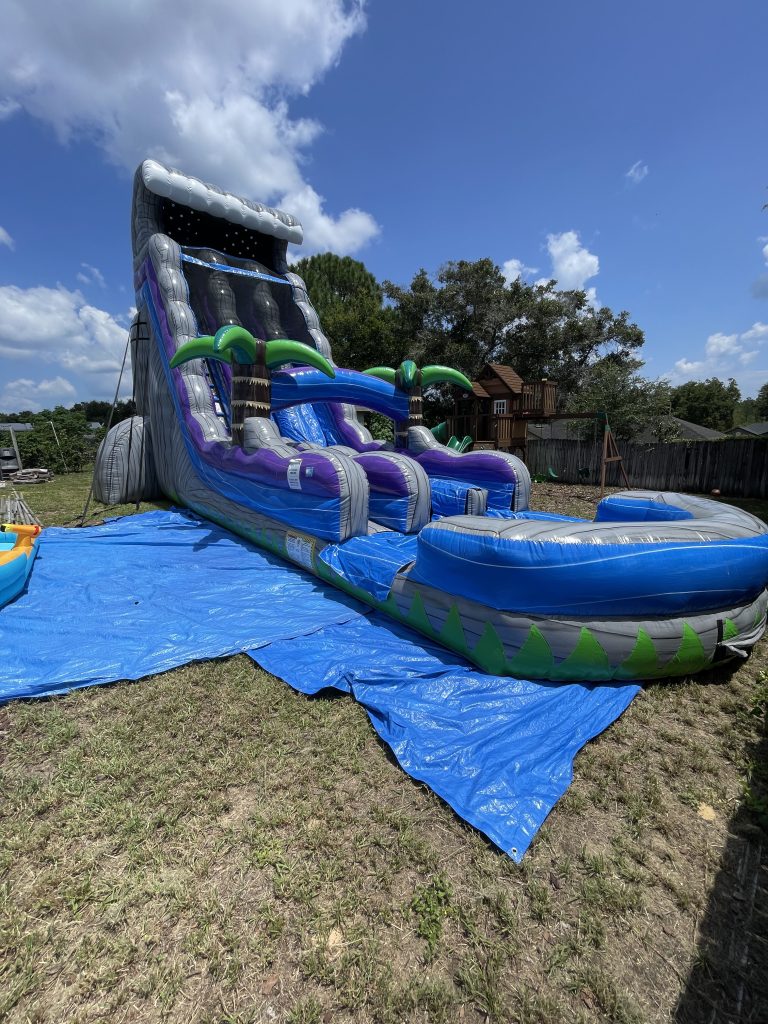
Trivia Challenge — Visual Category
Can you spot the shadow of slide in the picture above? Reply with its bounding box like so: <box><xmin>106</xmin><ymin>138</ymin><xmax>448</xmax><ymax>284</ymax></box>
<box><xmin>675</xmin><ymin>712</ymin><xmax>767</xmax><ymax>1023</ymax></box>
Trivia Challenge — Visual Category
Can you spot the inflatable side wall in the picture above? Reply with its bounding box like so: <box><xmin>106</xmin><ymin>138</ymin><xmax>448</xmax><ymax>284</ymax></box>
<box><xmin>93</xmin><ymin>159</ymin><xmax>768</xmax><ymax>681</ymax></box>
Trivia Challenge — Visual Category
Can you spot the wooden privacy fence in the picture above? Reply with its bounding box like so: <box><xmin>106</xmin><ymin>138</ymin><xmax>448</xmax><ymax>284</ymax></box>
<box><xmin>526</xmin><ymin>437</ymin><xmax>768</xmax><ymax>498</ymax></box>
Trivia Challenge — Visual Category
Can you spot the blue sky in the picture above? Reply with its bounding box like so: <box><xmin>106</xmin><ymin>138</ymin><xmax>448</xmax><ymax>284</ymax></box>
<box><xmin>0</xmin><ymin>0</ymin><xmax>766</xmax><ymax>411</ymax></box>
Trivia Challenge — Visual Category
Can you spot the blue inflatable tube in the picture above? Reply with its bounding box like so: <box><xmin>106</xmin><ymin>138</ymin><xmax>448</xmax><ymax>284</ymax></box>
<box><xmin>411</xmin><ymin>526</ymin><xmax>768</xmax><ymax>616</ymax></box>
<box><xmin>271</xmin><ymin>366</ymin><xmax>410</xmax><ymax>422</ymax></box>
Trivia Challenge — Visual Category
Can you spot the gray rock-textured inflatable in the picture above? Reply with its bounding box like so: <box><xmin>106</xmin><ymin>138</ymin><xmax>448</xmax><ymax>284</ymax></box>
<box><xmin>94</xmin><ymin>415</ymin><xmax>158</xmax><ymax>505</ymax></box>
<box><xmin>92</xmin><ymin>159</ymin><xmax>768</xmax><ymax>681</ymax></box>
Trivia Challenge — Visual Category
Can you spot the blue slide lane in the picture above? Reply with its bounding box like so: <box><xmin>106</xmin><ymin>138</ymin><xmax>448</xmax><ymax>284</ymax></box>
<box><xmin>0</xmin><ymin>511</ymin><xmax>639</xmax><ymax>860</ymax></box>
<box><xmin>270</xmin><ymin>366</ymin><xmax>411</xmax><ymax>421</ymax></box>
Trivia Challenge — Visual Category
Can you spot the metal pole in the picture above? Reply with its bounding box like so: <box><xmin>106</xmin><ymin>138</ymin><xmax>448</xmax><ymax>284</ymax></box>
<box><xmin>49</xmin><ymin>420</ymin><xmax>69</xmax><ymax>473</ymax></box>
<box><xmin>9</xmin><ymin>428</ymin><xmax>22</xmax><ymax>473</ymax></box>
<box><xmin>79</xmin><ymin>333</ymin><xmax>130</xmax><ymax>526</ymax></box>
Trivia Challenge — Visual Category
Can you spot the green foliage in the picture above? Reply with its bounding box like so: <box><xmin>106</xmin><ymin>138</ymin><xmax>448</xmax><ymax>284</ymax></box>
<box><xmin>499</xmin><ymin>280</ymin><xmax>645</xmax><ymax>400</ymax></box>
<box><xmin>384</xmin><ymin>259</ymin><xmax>646</xmax><ymax>422</ymax></box>
<box><xmin>733</xmin><ymin>397</ymin><xmax>759</xmax><ymax>427</ymax></box>
<box><xmin>409</xmin><ymin>876</ymin><xmax>453</xmax><ymax>957</ymax></box>
<box><xmin>365</xmin><ymin>413</ymin><xmax>394</xmax><ymax>443</ymax></box>
<box><xmin>670</xmin><ymin>377</ymin><xmax>741</xmax><ymax>431</ymax></box>
<box><xmin>386</xmin><ymin>259</ymin><xmax>511</xmax><ymax>375</ymax></box>
<box><xmin>566</xmin><ymin>359</ymin><xmax>676</xmax><ymax>441</ymax></box>
<box><xmin>755</xmin><ymin>382</ymin><xmax>768</xmax><ymax>421</ymax></box>
<box><xmin>72</xmin><ymin>399</ymin><xmax>134</xmax><ymax>425</ymax></box>
<box><xmin>0</xmin><ymin>405</ymin><xmax>127</xmax><ymax>473</ymax></box>
<box><xmin>292</xmin><ymin>253</ymin><xmax>398</xmax><ymax>370</ymax></box>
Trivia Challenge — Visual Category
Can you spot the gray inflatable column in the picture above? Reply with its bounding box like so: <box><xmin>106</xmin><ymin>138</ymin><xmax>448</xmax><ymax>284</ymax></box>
<box><xmin>94</xmin><ymin>416</ymin><xmax>158</xmax><ymax>504</ymax></box>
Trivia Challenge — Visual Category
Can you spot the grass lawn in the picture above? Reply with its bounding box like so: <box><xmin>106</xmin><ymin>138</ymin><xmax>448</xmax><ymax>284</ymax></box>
<box><xmin>1</xmin><ymin>473</ymin><xmax>766</xmax><ymax>1023</ymax></box>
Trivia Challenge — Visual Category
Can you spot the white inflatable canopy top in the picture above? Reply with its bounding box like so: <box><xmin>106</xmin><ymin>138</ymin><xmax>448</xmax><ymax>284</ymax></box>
<box><xmin>140</xmin><ymin>159</ymin><xmax>303</xmax><ymax>246</ymax></box>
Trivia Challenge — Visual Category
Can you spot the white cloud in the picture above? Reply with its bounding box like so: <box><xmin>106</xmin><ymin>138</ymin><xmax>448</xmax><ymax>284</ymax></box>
<box><xmin>546</xmin><ymin>231</ymin><xmax>599</xmax><ymax>291</ymax></box>
<box><xmin>674</xmin><ymin>358</ymin><xmax>704</xmax><ymax>375</ymax></box>
<box><xmin>505</xmin><ymin>231</ymin><xmax>600</xmax><ymax>303</ymax></box>
<box><xmin>0</xmin><ymin>284</ymin><xmax>131</xmax><ymax>410</ymax></box>
<box><xmin>705</xmin><ymin>332</ymin><xmax>740</xmax><ymax>357</ymax></box>
<box><xmin>0</xmin><ymin>376</ymin><xmax>76</xmax><ymax>412</ymax></box>
<box><xmin>625</xmin><ymin>160</ymin><xmax>649</xmax><ymax>185</ymax></box>
<box><xmin>0</xmin><ymin>99</ymin><xmax>19</xmax><ymax>120</ymax></box>
<box><xmin>76</xmin><ymin>262</ymin><xmax>106</xmax><ymax>288</ymax></box>
<box><xmin>742</xmin><ymin>322</ymin><xmax>768</xmax><ymax>343</ymax></box>
<box><xmin>501</xmin><ymin>258</ymin><xmax>538</xmax><ymax>285</ymax></box>
<box><xmin>0</xmin><ymin>226</ymin><xmax>14</xmax><ymax>250</ymax></box>
<box><xmin>0</xmin><ymin>0</ymin><xmax>378</xmax><ymax>255</ymax></box>
<box><xmin>669</xmin><ymin>321</ymin><xmax>768</xmax><ymax>395</ymax></box>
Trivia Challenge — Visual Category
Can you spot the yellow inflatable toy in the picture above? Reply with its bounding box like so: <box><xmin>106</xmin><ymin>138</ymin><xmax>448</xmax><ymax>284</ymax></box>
<box><xmin>0</xmin><ymin>523</ymin><xmax>41</xmax><ymax>608</ymax></box>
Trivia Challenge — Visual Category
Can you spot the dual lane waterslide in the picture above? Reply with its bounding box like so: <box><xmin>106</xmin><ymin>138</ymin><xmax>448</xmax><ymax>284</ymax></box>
<box><xmin>93</xmin><ymin>160</ymin><xmax>768</xmax><ymax>681</ymax></box>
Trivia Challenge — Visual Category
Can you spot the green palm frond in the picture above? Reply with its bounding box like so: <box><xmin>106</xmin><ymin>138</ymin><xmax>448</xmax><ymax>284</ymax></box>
<box><xmin>396</xmin><ymin>359</ymin><xmax>418</xmax><ymax>391</ymax></box>
<box><xmin>169</xmin><ymin>335</ymin><xmax>219</xmax><ymax>368</ymax></box>
<box><xmin>265</xmin><ymin>339</ymin><xmax>335</xmax><ymax>377</ymax></box>
<box><xmin>170</xmin><ymin>327</ymin><xmax>334</xmax><ymax>377</ymax></box>
<box><xmin>421</xmin><ymin>365</ymin><xmax>472</xmax><ymax>391</ymax></box>
<box><xmin>169</xmin><ymin>325</ymin><xmax>254</xmax><ymax>368</ymax></box>
<box><xmin>364</xmin><ymin>366</ymin><xmax>397</xmax><ymax>384</ymax></box>
<box><xmin>364</xmin><ymin>361</ymin><xmax>471</xmax><ymax>394</ymax></box>
<box><xmin>213</xmin><ymin>325</ymin><xmax>259</xmax><ymax>364</ymax></box>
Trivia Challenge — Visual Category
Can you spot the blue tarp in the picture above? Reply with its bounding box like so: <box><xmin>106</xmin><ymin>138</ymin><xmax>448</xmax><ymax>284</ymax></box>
<box><xmin>0</xmin><ymin>510</ymin><xmax>639</xmax><ymax>860</ymax></box>
<box><xmin>254</xmin><ymin>617</ymin><xmax>639</xmax><ymax>860</ymax></box>
<box><xmin>0</xmin><ymin>510</ymin><xmax>364</xmax><ymax>699</ymax></box>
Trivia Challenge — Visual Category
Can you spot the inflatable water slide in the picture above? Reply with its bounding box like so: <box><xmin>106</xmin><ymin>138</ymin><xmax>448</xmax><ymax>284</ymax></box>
<box><xmin>95</xmin><ymin>160</ymin><xmax>768</xmax><ymax>681</ymax></box>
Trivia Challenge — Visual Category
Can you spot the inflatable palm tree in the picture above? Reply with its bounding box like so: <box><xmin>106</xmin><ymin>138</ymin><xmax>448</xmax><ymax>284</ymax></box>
<box><xmin>171</xmin><ymin>326</ymin><xmax>335</xmax><ymax>447</ymax></box>
<box><xmin>364</xmin><ymin>359</ymin><xmax>472</xmax><ymax>442</ymax></box>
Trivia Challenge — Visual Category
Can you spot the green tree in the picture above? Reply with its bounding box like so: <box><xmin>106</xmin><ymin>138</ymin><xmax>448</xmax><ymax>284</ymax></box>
<box><xmin>670</xmin><ymin>378</ymin><xmax>741</xmax><ymax>431</ymax></box>
<box><xmin>382</xmin><ymin>268</ymin><xmax>441</xmax><ymax>367</ymax></box>
<box><xmin>72</xmin><ymin>399</ymin><xmax>134</xmax><ymax>427</ymax></box>
<box><xmin>733</xmin><ymin>397</ymin><xmax>759</xmax><ymax>427</ymax></box>
<box><xmin>500</xmin><ymin>281</ymin><xmax>645</xmax><ymax>399</ymax></box>
<box><xmin>754</xmin><ymin>382</ymin><xmax>768</xmax><ymax>421</ymax></box>
<box><xmin>1</xmin><ymin>406</ymin><xmax>102</xmax><ymax>473</ymax></box>
<box><xmin>292</xmin><ymin>253</ymin><xmax>398</xmax><ymax>369</ymax></box>
<box><xmin>383</xmin><ymin>259</ymin><xmax>646</xmax><ymax>421</ymax></box>
<box><xmin>567</xmin><ymin>359</ymin><xmax>676</xmax><ymax>441</ymax></box>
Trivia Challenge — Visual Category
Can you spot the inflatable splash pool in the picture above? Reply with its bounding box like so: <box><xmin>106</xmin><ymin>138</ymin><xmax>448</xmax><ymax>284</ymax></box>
<box><xmin>0</xmin><ymin>523</ymin><xmax>41</xmax><ymax>608</ymax></box>
<box><xmin>94</xmin><ymin>160</ymin><xmax>768</xmax><ymax>681</ymax></box>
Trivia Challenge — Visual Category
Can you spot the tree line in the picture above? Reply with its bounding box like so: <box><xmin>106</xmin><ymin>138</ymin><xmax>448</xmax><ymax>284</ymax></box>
<box><xmin>0</xmin><ymin>401</ymin><xmax>134</xmax><ymax>474</ymax></box>
<box><xmin>294</xmin><ymin>253</ymin><xmax>766</xmax><ymax>439</ymax></box>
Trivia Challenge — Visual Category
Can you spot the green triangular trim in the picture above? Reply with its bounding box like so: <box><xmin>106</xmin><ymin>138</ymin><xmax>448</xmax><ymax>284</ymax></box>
<box><xmin>616</xmin><ymin>628</ymin><xmax>659</xmax><ymax>680</ymax></box>
<box><xmin>723</xmin><ymin>618</ymin><xmax>739</xmax><ymax>642</ymax></box>
<box><xmin>439</xmin><ymin>605</ymin><xmax>468</xmax><ymax>657</ymax></box>
<box><xmin>507</xmin><ymin>625</ymin><xmax>553</xmax><ymax>679</ymax></box>
<box><xmin>381</xmin><ymin>591</ymin><xmax>401</xmax><ymax>617</ymax></box>
<box><xmin>422</xmin><ymin>601</ymin><xmax>450</xmax><ymax>636</ymax></box>
<box><xmin>471</xmin><ymin>622</ymin><xmax>508</xmax><ymax>676</ymax></box>
<box><xmin>662</xmin><ymin>622</ymin><xmax>708</xmax><ymax>678</ymax></box>
<box><xmin>556</xmin><ymin>627</ymin><xmax>612</xmax><ymax>681</ymax></box>
<box><xmin>407</xmin><ymin>591</ymin><xmax>438</xmax><ymax>638</ymax></box>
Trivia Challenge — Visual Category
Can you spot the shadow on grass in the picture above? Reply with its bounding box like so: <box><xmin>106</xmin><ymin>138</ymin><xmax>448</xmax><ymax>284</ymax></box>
<box><xmin>675</xmin><ymin>682</ymin><xmax>767</xmax><ymax>1023</ymax></box>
